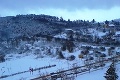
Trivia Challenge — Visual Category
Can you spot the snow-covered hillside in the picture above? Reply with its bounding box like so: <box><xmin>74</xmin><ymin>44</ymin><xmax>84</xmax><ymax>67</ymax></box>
<box><xmin>0</xmin><ymin>38</ymin><xmax>120</xmax><ymax>80</ymax></box>
<box><xmin>0</xmin><ymin>14</ymin><xmax>120</xmax><ymax>80</ymax></box>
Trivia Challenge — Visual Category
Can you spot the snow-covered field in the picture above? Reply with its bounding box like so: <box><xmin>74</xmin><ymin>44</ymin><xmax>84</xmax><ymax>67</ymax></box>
<box><xmin>0</xmin><ymin>52</ymin><xmax>83</xmax><ymax>80</ymax></box>
<box><xmin>0</xmin><ymin>51</ymin><xmax>120</xmax><ymax>80</ymax></box>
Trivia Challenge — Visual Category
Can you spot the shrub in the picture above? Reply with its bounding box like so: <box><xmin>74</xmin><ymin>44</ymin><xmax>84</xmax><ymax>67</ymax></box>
<box><xmin>66</xmin><ymin>55</ymin><xmax>75</xmax><ymax>61</ymax></box>
<box><xmin>78</xmin><ymin>54</ymin><xmax>84</xmax><ymax>59</ymax></box>
<box><xmin>100</xmin><ymin>47</ymin><xmax>106</xmax><ymax>51</ymax></box>
<box><xmin>64</xmin><ymin>40</ymin><xmax>75</xmax><ymax>53</ymax></box>
<box><xmin>58</xmin><ymin>51</ymin><xmax>65</xmax><ymax>59</ymax></box>
<box><xmin>89</xmin><ymin>56</ymin><xmax>94</xmax><ymax>60</ymax></box>
<box><xmin>100</xmin><ymin>53</ymin><xmax>106</xmax><ymax>57</ymax></box>
<box><xmin>61</xmin><ymin>45</ymin><xmax>66</xmax><ymax>51</ymax></box>
<box><xmin>0</xmin><ymin>54</ymin><xmax>5</xmax><ymax>62</ymax></box>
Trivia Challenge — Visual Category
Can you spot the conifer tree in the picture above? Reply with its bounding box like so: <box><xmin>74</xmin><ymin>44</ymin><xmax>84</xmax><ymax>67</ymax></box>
<box><xmin>104</xmin><ymin>62</ymin><xmax>118</xmax><ymax>80</ymax></box>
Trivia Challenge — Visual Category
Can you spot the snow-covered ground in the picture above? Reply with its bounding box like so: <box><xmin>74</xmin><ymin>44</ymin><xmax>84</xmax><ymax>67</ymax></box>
<box><xmin>0</xmin><ymin>50</ymin><xmax>120</xmax><ymax>80</ymax></box>
<box><xmin>0</xmin><ymin>53</ymin><xmax>83</xmax><ymax>80</ymax></box>
<box><xmin>1</xmin><ymin>28</ymin><xmax>120</xmax><ymax>80</ymax></box>
<box><xmin>76</xmin><ymin>63</ymin><xmax>120</xmax><ymax>80</ymax></box>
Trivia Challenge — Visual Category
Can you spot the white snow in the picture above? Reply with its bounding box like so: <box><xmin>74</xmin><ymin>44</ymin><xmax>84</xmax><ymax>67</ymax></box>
<box><xmin>0</xmin><ymin>53</ymin><xmax>83</xmax><ymax>80</ymax></box>
<box><xmin>0</xmin><ymin>49</ymin><xmax>120</xmax><ymax>80</ymax></box>
<box><xmin>54</xmin><ymin>33</ymin><xmax>67</xmax><ymax>39</ymax></box>
<box><xmin>89</xmin><ymin>28</ymin><xmax>106</xmax><ymax>37</ymax></box>
<box><xmin>0</xmin><ymin>29</ymin><xmax>120</xmax><ymax>80</ymax></box>
<box><xmin>116</xmin><ymin>31</ymin><xmax>120</xmax><ymax>35</ymax></box>
<box><xmin>76</xmin><ymin>63</ymin><xmax>120</xmax><ymax>80</ymax></box>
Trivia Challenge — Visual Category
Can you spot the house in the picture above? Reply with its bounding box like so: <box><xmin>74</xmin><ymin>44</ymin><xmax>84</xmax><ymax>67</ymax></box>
<box><xmin>64</xmin><ymin>29</ymin><xmax>74</xmax><ymax>40</ymax></box>
<box><xmin>109</xmin><ymin>24</ymin><xmax>115</xmax><ymax>27</ymax></box>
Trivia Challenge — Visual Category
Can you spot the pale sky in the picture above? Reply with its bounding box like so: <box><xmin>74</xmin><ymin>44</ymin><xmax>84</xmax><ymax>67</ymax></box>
<box><xmin>0</xmin><ymin>0</ymin><xmax>120</xmax><ymax>21</ymax></box>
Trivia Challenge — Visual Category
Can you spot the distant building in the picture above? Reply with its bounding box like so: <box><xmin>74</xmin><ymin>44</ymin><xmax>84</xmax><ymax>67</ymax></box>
<box><xmin>65</xmin><ymin>29</ymin><xmax>74</xmax><ymax>33</ymax></box>
<box><xmin>109</xmin><ymin>24</ymin><xmax>115</xmax><ymax>27</ymax></box>
<box><xmin>64</xmin><ymin>29</ymin><xmax>74</xmax><ymax>40</ymax></box>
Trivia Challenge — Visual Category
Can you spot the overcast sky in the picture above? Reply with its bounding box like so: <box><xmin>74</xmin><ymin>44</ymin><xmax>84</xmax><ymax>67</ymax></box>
<box><xmin>0</xmin><ymin>0</ymin><xmax>120</xmax><ymax>21</ymax></box>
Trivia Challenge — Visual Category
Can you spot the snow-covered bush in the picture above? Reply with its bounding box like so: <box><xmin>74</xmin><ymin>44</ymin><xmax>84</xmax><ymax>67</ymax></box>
<box><xmin>19</xmin><ymin>45</ymin><xmax>27</xmax><ymax>54</ymax></box>
<box><xmin>57</xmin><ymin>51</ymin><xmax>65</xmax><ymax>59</ymax></box>
<box><xmin>66</xmin><ymin>55</ymin><xmax>75</xmax><ymax>61</ymax></box>
<box><xmin>99</xmin><ymin>46</ymin><xmax>106</xmax><ymax>51</ymax></box>
<box><xmin>34</xmin><ymin>49</ymin><xmax>41</xmax><ymax>55</ymax></box>
<box><xmin>46</xmin><ymin>48</ymin><xmax>52</xmax><ymax>55</ymax></box>
<box><xmin>78</xmin><ymin>54</ymin><xmax>84</xmax><ymax>59</ymax></box>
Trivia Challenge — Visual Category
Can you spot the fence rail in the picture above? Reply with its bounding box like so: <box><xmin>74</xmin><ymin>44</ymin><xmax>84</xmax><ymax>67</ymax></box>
<box><xmin>0</xmin><ymin>64</ymin><xmax>56</xmax><ymax>79</ymax></box>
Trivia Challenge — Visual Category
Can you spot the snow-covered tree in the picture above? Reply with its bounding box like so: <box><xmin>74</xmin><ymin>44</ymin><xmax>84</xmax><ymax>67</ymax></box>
<box><xmin>57</xmin><ymin>50</ymin><xmax>65</xmax><ymax>59</ymax></box>
<box><xmin>104</xmin><ymin>62</ymin><xmax>118</xmax><ymax>80</ymax></box>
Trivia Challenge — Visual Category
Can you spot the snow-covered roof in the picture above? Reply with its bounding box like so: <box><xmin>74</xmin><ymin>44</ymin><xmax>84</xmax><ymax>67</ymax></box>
<box><xmin>65</xmin><ymin>29</ymin><xmax>73</xmax><ymax>31</ymax></box>
<box><xmin>54</xmin><ymin>33</ymin><xmax>67</xmax><ymax>39</ymax></box>
<box><xmin>109</xmin><ymin>24</ymin><xmax>115</xmax><ymax>27</ymax></box>
<box><xmin>65</xmin><ymin>29</ymin><xmax>76</xmax><ymax>32</ymax></box>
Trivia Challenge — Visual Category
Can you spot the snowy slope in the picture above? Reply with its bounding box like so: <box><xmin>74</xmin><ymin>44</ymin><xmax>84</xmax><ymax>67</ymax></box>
<box><xmin>1</xmin><ymin>55</ymin><xmax>120</xmax><ymax>80</ymax></box>
<box><xmin>0</xmin><ymin>48</ymin><xmax>120</xmax><ymax>80</ymax></box>
<box><xmin>76</xmin><ymin>63</ymin><xmax>120</xmax><ymax>80</ymax></box>
<box><xmin>1</xmin><ymin>30</ymin><xmax>120</xmax><ymax>80</ymax></box>
<box><xmin>0</xmin><ymin>53</ymin><xmax>83</xmax><ymax>80</ymax></box>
